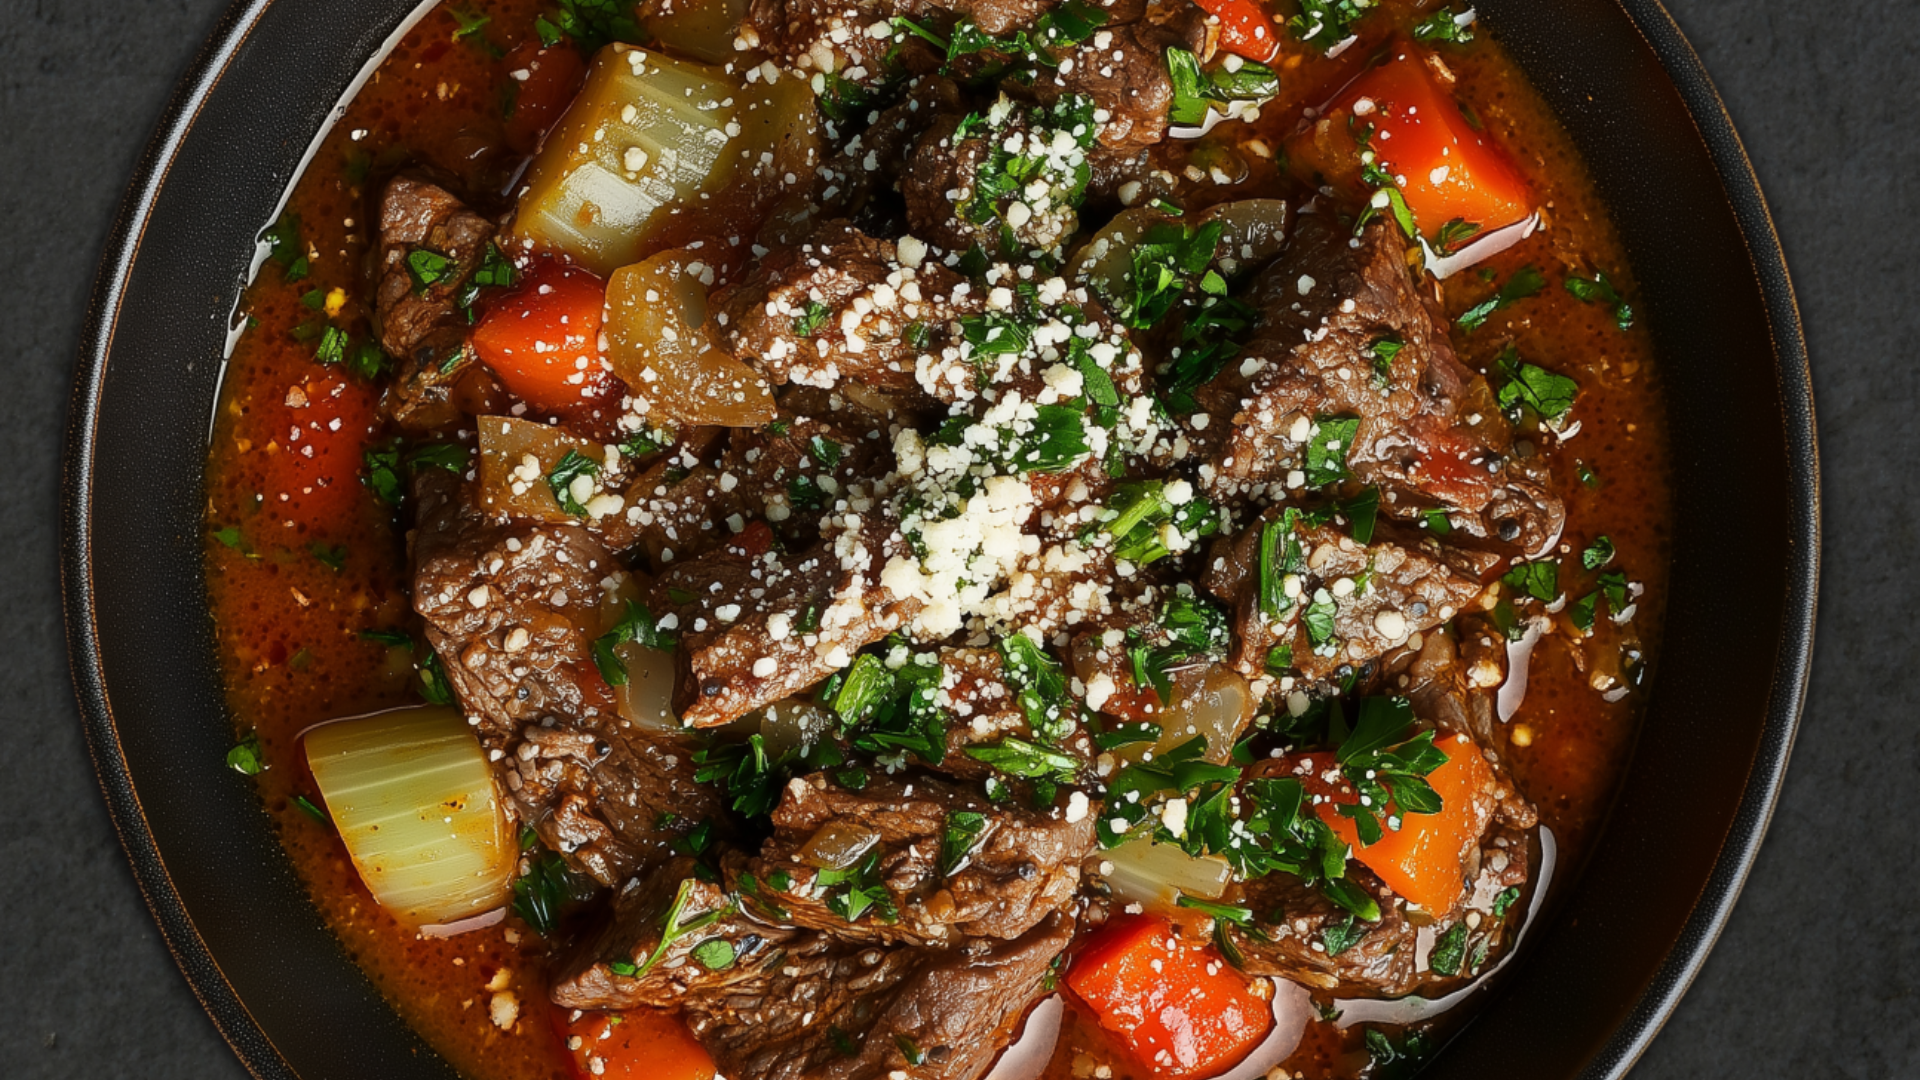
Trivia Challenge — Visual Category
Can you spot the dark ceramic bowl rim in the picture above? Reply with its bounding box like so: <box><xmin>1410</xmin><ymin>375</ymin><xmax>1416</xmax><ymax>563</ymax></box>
<box><xmin>61</xmin><ymin>1</ymin><xmax>1819</xmax><ymax>1077</ymax></box>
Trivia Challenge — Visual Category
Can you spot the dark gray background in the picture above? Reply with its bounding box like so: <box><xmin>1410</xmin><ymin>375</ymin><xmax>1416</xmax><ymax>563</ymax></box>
<box><xmin>2</xmin><ymin>0</ymin><xmax>1912</xmax><ymax>1076</ymax></box>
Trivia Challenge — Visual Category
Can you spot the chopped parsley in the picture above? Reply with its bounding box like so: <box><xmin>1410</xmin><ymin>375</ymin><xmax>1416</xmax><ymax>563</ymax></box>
<box><xmin>591</xmin><ymin>600</ymin><xmax>675</xmax><ymax>686</ymax></box>
<box><xmin>1565</xmin><ymin>270</ymin><xmax>1634</xmax><ymax>330</ymax></box>
<box><xmin>1258</xmin><ymin>509</ymin><xmax>1306</xmax><ymax>619</ymax></box>
<box><xmin>1429</xmin><ymin>921</ymin><xmax>1469</xmax><ymax>976</ymax></box>
<box><xmin>1412</xmin><ymin>4</ymin><xmax>1476</xmax><ymax>44</ymax></box>
<box><xmin>816</xmin><ymin>851</ymin><xmax>897</xmax><ymax>924</ymax></box>
<box><xmin>606</xmin><ymin>878</ymin><xmax>738</xmax><ymax>979</ymax></box>
<box><xmin>456</xmin><ymin>242</ymin><xmax>515</xmax><ymax>320</ymax></box>
<box><xmin>1333</xmin><ymin>697</ymin><xmax>1450</xmax><ymax>847</ymax></box>
<box><xmin>1303</xmin><ymin>415</ymin><xmax>1362</xmax><ymax>487</ymax></box>
<box><xmin>1288</xmin><ymin>0</ymin><xmax>1374</xmax><ymax>51</ymax></box>
<box><xmin>1494</xmin><ymin>345</ymin><xmax>1579</xmax><ymax>427</ymax></box>
<box><xmin>1166</xmin><ymin>47</ymin><xmax>1280</xmax><ymax>126</ymax></box>
<box><xmin>405</xmin><ymin>248</ymin><xmax>455</xmax><ymax>292</ymax></box>
<box><xmin>1342</xmin><ymin>486</ymin><xmax>1381</xmax><ymax>545</ymax></box>
<box><xmin>1457</xmin><ymin>265</ymin><xmax>1547</xmax><ymax>332</ymax></box>
<box><xmin>417</xmin><ymin>647</ymin><xmax>455</xmax><ymax>705</ymax></box>
<box><xmin>1582</xmin><ymin>536</ymin><xmax>1616</xmax><ymax>570</ymax></box>
<box><xmin>1502</xmin><ymin>559</ymin><xmax>1559</xmax><ymax>603</ymax></box>
<box><xmin>261</xmin><ymin>212</ymin><xmax>309</xmax><ymax>282</ymax></box>
<box><xmin>939</xmin><ymin>811</ymin><xmax>989</xmax><ymax>877</ymax></box>
<box><xmin>545</xmin><ymin>449</ymin><xmax>600</xmax><ymax>516</ymax></box>
<box><xmin>1369</xmin><ymin>336</ymin><xmax>1403</xmax><ymax>388</ymax></box>
<box><xmin>309</xmin><ymin>542</ymin><xmax>348</xmax><ymax>571</ymax></box>
<box><xmin>792</xmin><ymin>300</ymin><xmax>831</xmax><ymax>337</ymax></box>
<box><xmin>226</xmin><ymin>732</ymin><xmax>266</xmax><ymax>775</ymax></box>
<box><xmin>806</xmin><ymin>435</ymin><xmax>844</xmax><ymax>469</ymax></box>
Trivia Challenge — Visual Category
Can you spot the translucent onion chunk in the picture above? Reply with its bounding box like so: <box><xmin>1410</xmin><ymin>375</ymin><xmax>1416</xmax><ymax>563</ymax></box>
<box><xmin>1105</xmin><ymin>837</ymin><xmax>1234</xmax><ymax>911</ymax></box>
<box><xmin>604</xmin><ymin>248</ymin><xmax>776</xmax><ymax>427</ymax></box>
<box><xmin>304</xmin><ymin>707</ymin><xmax>516</xmax><ymax>927</ymax></box>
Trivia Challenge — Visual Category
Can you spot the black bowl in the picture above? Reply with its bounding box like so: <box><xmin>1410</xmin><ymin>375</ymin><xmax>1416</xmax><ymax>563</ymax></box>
<box><xmin>61</xmin><ymin>0</ymin><xmax>1819</xmax><ymax>1077</ymax></box>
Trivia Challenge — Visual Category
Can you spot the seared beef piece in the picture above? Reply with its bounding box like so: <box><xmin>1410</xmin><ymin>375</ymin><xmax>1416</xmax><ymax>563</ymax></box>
<box><xmin>1028</xmin><ymin>18</ymin><xmax>1174</xmax><ymax>154</ymax></box>
<box><xmin>932</xmin><ymin>646</ymin><xmax>1097</xmax><ymax>779</ymax></box>
<box><xmin>372</xmin><ymin>176</ymin><xmax>495</xmax><ymax>429</ymax></box>
<box><xmin>709</xmin><ymin>220</ymin><xmax>983</xmax><ymax>400</ymax></box>
<box><xmin>685</xmin><ymin>913</ymin><xmax>1074</xmax><ymax>1080</ymax></box>
<box><xmin>1203</xmin><ymin>506</ymin><xmax>1496</xmax><ymax>682</ymax></box>
<box><xmin>649</xmin><ymin>517</ymin><xmax>920</xmax><ymax>728</ymax></box>
<box><xmin>903</xmin><ymin>104</ymin><xmax>1089</xmax><ymax>257</ymax></box>
<box><xmin>735</xmin><ymin>771</ymin><xmax>1094</xmax><ymax>946</ymax></box>
<box><xmin>1195</xmin><ymin>216</ymin><xmax>1565</xmax><ymax>556</ymax></box>
<box><xmin>766</xmin><ymin>77</ymin><xmax>968</xmax><ymax>248</ymax></box>
<box><xmin>742</xmin><ymin>0</ymin><xmax>1063</xmax><ymax>74</ymax></box>
<box><xmin>410</xmin><ymin>471</ymin><xmax>724</xmax><ymax>884</ymax></box>
<box><xmin>551</xmin><ymin>855</ymin><xmax>796</xmax><ymax>1010</ymax></box>
<box><xmin>716</xmin><ymin>392</ymin><xmax>898</xmax><ymax>540</ymax></box>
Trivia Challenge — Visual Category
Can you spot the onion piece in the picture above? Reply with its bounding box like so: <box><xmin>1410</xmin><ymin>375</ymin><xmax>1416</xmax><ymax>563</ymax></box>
<box><xmin>612</xmin><ymin>640</ymin><xmax>680</xmax><ymax>733</ymax></box>
<box><xmin>1104</xmin><ymin>837</ymin><xmax>1233</xmax><ymax>911</ymax></box>
<box><xmin>304</xmin><ymin>706</ymin><xmax>516</xmax><ymax>928</ymax></box>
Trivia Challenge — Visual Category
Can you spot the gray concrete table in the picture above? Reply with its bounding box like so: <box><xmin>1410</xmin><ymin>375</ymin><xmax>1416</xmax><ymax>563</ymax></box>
<box><xmin>1</xmin><ymin>0</ymin><xmax>1911</xmax><ymax>1076</ymax></box>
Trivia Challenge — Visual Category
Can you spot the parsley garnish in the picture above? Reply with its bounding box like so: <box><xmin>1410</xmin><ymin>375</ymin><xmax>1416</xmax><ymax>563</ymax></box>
<box><xmin>261</xmin><ymin>212</ymin><xmax>309</xmax><ymax>281</ymax></box>
<box><xmin>806</xmin><ymin>435</ymin><xmax>844</xmax><ymax>469</ymax></box>
<box><xmin>1258</xmin><ymin>509</ymin><xmax>1305</xmax><ymax>619</ymax></box>
<box><xmin>607</xmin><ymin>878</ymin><xmax>738</xmax><ymax>979</ymax></box>
<box><xmin>405</xmin><ymin>248</ymin><xmax>455</xmax><ymax>293</ymax></box>
<box><xmin>1369</xmin><ymin>337</ymin><xmax>1403</xmax><ymax>388</ymax></box>
<box><xmin>1494</xmin><ymin>345</ymin><xmax>1579</xmax><ymax>426</ymax></box>
<box><xmin>1457</xmin><ymin>265</ymin><xmax>1547</xmax><ymax>332</ymax></box>
<box><xmin>309</xmin><ymin>542</ymin><xmax>348</xmax><ymax>570</ymax></box>
<box><xmin>592</xmin><ymin>600</ymin><xmax>674</xmax><ymax>686</ymax></box>
<box><xmin>1333</xmin><ymin>697</ymin><xmax>1450</xmax><ymax>846</ymax></box>
<box><xmin>456</xmin><ymin>242</ymin><xmax>516</xmax><ymax>320</ymax></box>
<box><xmin>1491</xmin><ymin>886</ymin><xmax>1522</xmax><ymax>919</ymax></box>
<box><xmin>542</xmin><ymin>0</ymin><xmax>646</xmax><ymax>50</ymax></box>
<box><xmin>1412</xmin><ymin>5</ymin><xmax>1476</xmax><ymax>44</ymax></box>
<box><xmin>816</xmin><ymin>850</ymin><xmax>898</xmax><ymax>924</ymax></box>
<box><xmin>417</xmin><ymin>647</ymin><xmax>455</xmax><ymax>705</ymax></box>
<box><xmin>965</xmin><ymin>737</ymin><xmax>1080</xmax><ymax>784</ymax></box>
<box><xmin>1429</xmin><ymin>921</ymin><xmax>1469</xmax><ymax>975</ymax></box>
<box><xmin>1288</xmin><ymin>0</ymin><xmax>1372</xmax><ymax>51</ymax></box>
<box><xmin>791</xmin><ymin>300</ymin><xmax>831</xmax><ymax>337</ymax></box>
<box><xmin>1502</xmin><ymin>560</ymin><xmax>1559</xmax><ymax>603</ymax></box>
<box><xmin>226</xmin><ymin>732</ymin><xmax>265</xmax><ymax>775</ymax></box>
<box><xmin>1581</xmin><ymin>536</ymin><xmax>1615</xmax><ymax>570</ymax></box>
<box><xmin>1565</xmin><ymin>270</ymin><xmax>1634</xmax><ymax>330</ymax></box>
<box><xmin>545</xmin><ymin>449</ymin><xmax>600</xmax><ymax>516</ymax></box>
<box><xmin>1342</xmin><ymin>487</ymin><xmax>1381</xmax><ymax>545</ymax></box>
<box><xmin>1322</xmin><ymin>914</ymin><xmax>1367</xmax><ymax>955</ymax></box>
<box><xmin>1303</xmin><ymin>415</ymin><xmax>1361</xmax><ymax>487</ymax></box>
<box><xmin>1166</xmin><ymin>47</ymin><xmax>1280</xmax><ymax>126</ymax></box>
<box><xmin>940</xmin><ymin>811</ymin><xmax>989</xmax><ymax>877</ymax></box>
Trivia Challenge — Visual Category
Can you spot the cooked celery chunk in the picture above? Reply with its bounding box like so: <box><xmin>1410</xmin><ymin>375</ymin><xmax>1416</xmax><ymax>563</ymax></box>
<box><xmin>512</xmin><ymin>46</ymin><xmax>741</xmax><ymax>275</ymax></box>
<box><xmin>304</xmin><ymin>706</ymin><xmax>516</xmax><ymax>927</ymax></box>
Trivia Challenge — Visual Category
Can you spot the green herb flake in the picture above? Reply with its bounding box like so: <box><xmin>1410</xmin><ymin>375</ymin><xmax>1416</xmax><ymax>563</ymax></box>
<box><xmin>1565</xmin><ymin>270</ymin><xmax>1634</xmax><ymax>330</ymax></box>
<box><xmin>545</xmin><ymin>449</ymin><xmax>600</xmax><ymax>516</ymax></box>
<box><xmin>1502</xmin><ymin>560</ymin><xmax>1559</xmax><ymax>603</ymax></box>
<box><xmin>1582</xmin><ymin>535</ymin><xmax>1615</xmax><ymax>570</ymax></box>
<box><xmin>1494</xmin><ymin>345</ymin><xmax>1579</xmax><ymax>426</ymax></box>
<box><xmin>226</xmin><ymin>732</ymin><xmax>266</xmax><ymax>775</ymax></box>
<box><xmin>1428</xmin><ymin>921</ymin><xmax>1470</xmax><ymax>976</ymax></box>
<box><xmin>1457</xmin><ymin>265</ymin><xmax>1547</xmax><ymax>332</ymax></box>
<box><xmin>1412</xmin><ymin>5</ymin><xmax>1476</xmax><ymax>44</ymax></box>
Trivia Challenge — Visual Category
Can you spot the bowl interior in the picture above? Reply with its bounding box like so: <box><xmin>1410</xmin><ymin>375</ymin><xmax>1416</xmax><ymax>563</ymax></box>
<box><xmin>63</xmin><ymin>1</ymin><xmax>1816</xmax><ymax>1077</ymax></box>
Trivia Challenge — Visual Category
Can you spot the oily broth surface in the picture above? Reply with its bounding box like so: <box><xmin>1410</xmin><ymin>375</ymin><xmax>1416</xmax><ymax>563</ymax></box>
<box><xmin>201</xmin><ymin>2</ymin><xmax>1669</xmax><ymax>1078</ymax></box>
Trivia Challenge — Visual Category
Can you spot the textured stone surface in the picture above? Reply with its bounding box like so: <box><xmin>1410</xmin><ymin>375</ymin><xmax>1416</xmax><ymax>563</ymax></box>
<box><xmin>1</xmin><ymin>0</ymin><xmax>1912</xmax><ymax>1077</ymax></box>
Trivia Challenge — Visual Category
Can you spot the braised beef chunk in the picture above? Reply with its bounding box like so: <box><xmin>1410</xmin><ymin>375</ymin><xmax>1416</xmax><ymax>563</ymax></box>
<box><xmin>372</xmin><ymin>175</ymin><xmax>496</xmax><ymax>429</ymax></box>
<box><xmin>1196</xmin><ymin>216</ymin><xmax>1565</xmax><ymax>555</ymax></box>
<box><xmin>735</xmin><ymin>771</ymin><xmax>1094</xmax><ymax>946</ymax></box>
<box><xmin>410</xmin><ymin>471</ymin><xmax>724</xmax><ymax>884</ymax></box>
<box><xmin>710</xmin><ymin>220</ymin><xmax>983</xmax><ymax>400</ymax></box>
<box><xmin>1203</xmin><ymin>506</ymin><xmax>1496</xmax><ymax>682</ymax></box>
<box><xmin>650</xmin><ymin>518</ymin><xmax>920</xmax><ymax>728</ymax></box>
<box><xmin>902</xmin><ymin>98</ymin><xmax>1094</xmax><ymax>257</ymax></box>
<box><xmin>770</xmin><ymin>78</ymin><xmax>967</xmax><ymax>246</ymax></box>
<box><xmin>1029</xmin><ymin>18</ymin><xmax>1174</xmax><ymax>153</ymax></box>
<box><xmin>684</xmin><ymin>913</ymin><xmax>1073</xmax><ymax>1080</ymax></box>
<box><xmin>932</xmin><ymin>646</ymin><xmax>1096</xmax><ymax>778</ymax></box>
<box><xmin>551</xmin><ymin>855</ymin><xmax>794</xmax><ymax>1011</ymax></box>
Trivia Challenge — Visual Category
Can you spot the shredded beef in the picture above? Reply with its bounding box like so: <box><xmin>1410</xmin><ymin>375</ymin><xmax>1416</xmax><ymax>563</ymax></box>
<box><xmin>684</xmin><ymin>913</ymin><xmax>1073</xmax><ymax>1080</ymax></box>
<box><xmin>1196</xmin><ymin>216</ymin><xmax>1565</xmax><ymax>556</ymax></box>
<box><xmin>1204</xmin><ymin>506</ymin><xmax>1496</xmax><ymax>682</ymax></box>
<box><xmin>372</xmin><ymin>175</ymin><xmax>495</xmax><ymax>430</ymax></box>
<box><xmin>649</xmin><ymin>517</ymin><xmax>920</xmax><ymax>728</ymax></box>
<box><xmin>734</xmin><ymin>771</ymin><xmax>1093</xmax><ymax>946</ymax></box>
<box><xmin>410</xmin><ymin>471</ymin><xmax>724</xmax><ymax>884</ymax></box>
